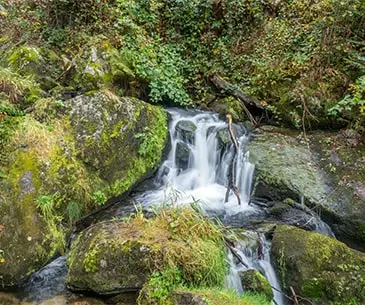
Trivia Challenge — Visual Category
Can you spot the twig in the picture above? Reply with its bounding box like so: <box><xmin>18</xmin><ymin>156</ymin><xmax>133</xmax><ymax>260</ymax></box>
<box><xmin>257</xmin><ymin>232</ymin><xmax>264</xmax><ymax>260</ymax></box>
<box><xmin>224</xmin><ymin>238</ymin><xmax>249</xmax><ymax>268</ymax></box>
<box><xmin>290</xmin><ymin>286</ymin><xmax>300</xmax><ymax>305</ymax></box>
<box><xmin>225</xmin><ymin>114</ymin><xmax>241</xmax><ymax>205</ymax></box>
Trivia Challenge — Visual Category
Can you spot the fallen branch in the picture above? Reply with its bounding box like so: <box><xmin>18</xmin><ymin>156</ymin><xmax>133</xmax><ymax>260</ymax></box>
<box><xmin>224</xmin><ymin>238</ymin><xmax>249</xmax><ymax>268</ymax></box>
<box><xmin>208</xmin><ymin>73</ymin><xmax>264</xmax><ymax>125</ymax></box>
<box><xmin>225</xmin><ymin>114</ymin><xmax>241</xmax><ymax>206</ymax></box>
<box><xmin>290</xmin><ymin>286</ymin><xmax>300</xmax><ymax>305</ymax></box>
<box><xmin>257</xmin><ymin>232</ymin><xmax>264</xmax><ymax>260</ymax></box>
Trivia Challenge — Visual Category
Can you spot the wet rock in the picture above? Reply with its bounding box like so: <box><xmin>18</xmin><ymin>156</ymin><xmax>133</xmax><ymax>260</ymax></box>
<box><xmin>175</xmin><ymin>120</ymin><xmax>197</xmax><ymax>144</ymax></box>
<box><xmin>272</xmin><ymin>225</ymin><xmax>365</xmax><ymax>305</ymax></box>
<box><xmin>267</xmin><ymin>201</ymin><xmax>318</xmax><ymax>231</ymax></box>
<box><xmin>239</xmin><ymin>269</ymin><xmax>273</xmax><ymax>301</ymax></box>
<box><xmin>248</xmin><ymin>127</ymin><xmax>365</xmax><ymax>249</ymax></box>
<box><xmin>175</xmin><ymin>142</ymin><xmax>191</xmax><ymax>170</ymax></box>
<box><xmin>216</xmin><ymin>124</ymin><xmax>244</xmax><ymax>150</ymax></box>
<box><xmin>68</xmin><ymin>294</ymin><xmax>105</xmax><ymax>305</ymax></box>
<box><xmin>0</xmin><ymin>90</ymin><xmax>168</xmax><ymax>287</ymax></box>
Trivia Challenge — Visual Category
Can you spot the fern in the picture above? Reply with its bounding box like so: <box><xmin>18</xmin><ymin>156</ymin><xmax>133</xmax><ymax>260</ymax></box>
<box><xmin>0</xmin><ymin>67</ymin><xmax>41</xmax><ymax>104</ymax></box>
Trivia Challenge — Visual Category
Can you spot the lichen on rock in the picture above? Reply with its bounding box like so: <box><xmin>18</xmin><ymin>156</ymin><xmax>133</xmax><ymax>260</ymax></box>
<box><xmin>271</xmin><ymin>225</ymin><xmax>365</xmax><ymax>305</ymax></box>
<box><xmin>0</xmin><ymin>90</ymin><xmax>168</xmax><ymax>287</ymax></box>
<box><xmin>66</xmin><ymin>208</ymin><xmax>227</xmax><ymax>296</ymax></box>
<box><xmin>248</xmin><ymin>127</ymin><xmax>365</xmax><ymax>249</ymax></box>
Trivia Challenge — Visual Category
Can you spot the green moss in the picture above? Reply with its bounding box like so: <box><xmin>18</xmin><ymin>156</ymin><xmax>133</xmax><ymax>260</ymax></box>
<box><xmin>239</xmin><ymin>270</ymin><xmax>273</xmax><ymax>302</ymax></box>
<box><xmin>110</xmin><ymin>105</ymin><xmax>168</xmax><ymax>196</ymax></box>
<box><xmin>83</xmin><ymin>248</ymin><xmax>100</xmax><ymax>273</ymax></box>
<box><xmin>67</xmin><ymin>208</ymin><xmax>227</xmax><ymax>295</ymax></box>
<box><xmin>272</xmin><ymin>226</ymin><xmax>365</xmax><ymax>304</ymax></box>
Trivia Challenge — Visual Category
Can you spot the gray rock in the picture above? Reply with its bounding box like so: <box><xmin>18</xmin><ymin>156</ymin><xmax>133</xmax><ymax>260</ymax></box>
<box><xmin>175</xmin><ymin>120</ymin><xmax>197</xmax><ymax>144</ymax></box>
<box><xmin>247</xmin><ymin>127</ymin><xmax>365</xmax><ymax>249</ymax></box>
<box><xmin>175</xmin><ymin>142</ymin><xmax>191</xmax><ymax>170</ymax></box>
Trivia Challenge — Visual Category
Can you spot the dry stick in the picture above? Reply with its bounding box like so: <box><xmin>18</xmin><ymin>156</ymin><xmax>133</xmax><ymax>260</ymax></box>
<box><xmin>290</xmin><ymin>286</ymin><xmax>300</xmax><ymax>305</ymax></box>
<box><xmin>224</xmin><ymin>238</ymin><xmax>249</xmax><ymax>268</ymax></box>
<box><xmin>225</xmin><ymin>114</ymin><xmax>241</xmax><ymax>206</ymax></box>
<box><xmin>257</xmin><ymin>232</ymin><xmax>264</xmax><ymax>260</ymax></box>
<box><xmin>208</xmin><ymin>73</ymin><xmax>261</xmax><ymax>126</ymax></box>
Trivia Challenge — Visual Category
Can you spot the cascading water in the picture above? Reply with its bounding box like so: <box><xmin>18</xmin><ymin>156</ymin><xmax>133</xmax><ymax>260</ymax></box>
<box><xmin>137</xmin><ymin>109</ymin><xmax>256</xmax><ymax>216</ymax></box>
<box><xmin>225</xmin><ymin>233</ymin><xmax>286</xmax><ymax>305</ymax></box>
<box><xmin>19</xmin><ymin>109</ymin><xmax>333</xmax><ymax>304</ymax></box>
<box><xmin>137</xmin><ymin>109</ymin><xmax>285</xmax><ymax>305</ymax></box>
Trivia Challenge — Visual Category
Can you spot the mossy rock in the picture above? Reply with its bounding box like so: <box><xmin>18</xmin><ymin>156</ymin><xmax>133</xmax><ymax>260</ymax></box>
<box><xmin>66</xmin><ymin>208</ymin><xmax>227</xmax><ymax>295</ymax></box>
<box><xmin>239</xmin><ymin>270</ymin><xmax>273</xmax><ymax>302</ymax></box>
<box><xmin>66</xmin><ymin>221</ymin><xmax>159</xmax><ymax>294</ymax></box>
<box><xmin>215</xmin><ymin>124</ymin><xmax>245</xmax><ymax>150</ymax></box>
<box><xmin>209</xmin><ymin>96</ymin><xmax>245</xmax><ymax>122</ymax></box>
<box><xmin>271</xmin><ymin>225</ymin><xmax>365</xmax><ymax>305</ymax></box>
<box><xmin>0</xmin><ymin>90</ymin><xmax>168</xmax><ymax>287</ymax></box>
<box><xmin>248</xmin><ymin>127</ymin><xmax>365</xmax><ymax>248</ymax></box>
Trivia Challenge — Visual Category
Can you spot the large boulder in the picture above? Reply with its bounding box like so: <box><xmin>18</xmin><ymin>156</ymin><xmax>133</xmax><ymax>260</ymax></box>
<box><xmin>66</xmin><ymin>221</ymin><xmax>158</xmax><ymax>294</ymax></box>
<box><xmin>66</xmin><ymin>208</ymin><xmax>227</xmax><ymax>295</ymax></box>
<box><xmin>248</xmin><ymin>127</ymin><xmax>365</xmax><ymax>249</ymax></box>
<box><xmin>271</xmin><ymin>225</ymin><xmax>365</xmax><ymax>305</ymax></box>
<box><xmin>0</xmin><ymin>90</ymin><xmax>168</xmax><ymax>287</ymax></box>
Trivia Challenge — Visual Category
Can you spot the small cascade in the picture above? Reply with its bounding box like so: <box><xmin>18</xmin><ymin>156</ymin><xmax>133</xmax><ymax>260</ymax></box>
<box><xmin>138</xmin><ymin>109</ymin><xmax>256</xmax><ymax>215</ymax></box>
<box><xmin>225</xmin><ymin>233</ymin><xmax>286</xmax><ymax>305</ymax></box>
<box><xmin>22</xmin><ymin>256</ymin><xmax>67</xmax><ymax>302</ymax></box>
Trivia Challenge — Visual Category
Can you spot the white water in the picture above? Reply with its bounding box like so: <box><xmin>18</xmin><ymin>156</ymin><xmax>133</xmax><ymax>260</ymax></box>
<box><xmin>225</xmin><ymin>234</ymin><xmax>286</xmax><ymax>305</ymax></box>
<box><xmin>137</xmin><ymin>109</ymin><xmax>256</xmax><ymax>215</ymax></box>
<box><xmin>137</xmin><ymin>109</ymin><xmax>285</xmax><ymax>305</ymax></box>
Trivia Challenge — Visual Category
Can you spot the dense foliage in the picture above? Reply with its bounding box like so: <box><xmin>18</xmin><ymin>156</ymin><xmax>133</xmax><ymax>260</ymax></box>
<box><xmin>0</xmin><ymin>0</ymin><xmax>364</xmax><ymax>131</ymax></box>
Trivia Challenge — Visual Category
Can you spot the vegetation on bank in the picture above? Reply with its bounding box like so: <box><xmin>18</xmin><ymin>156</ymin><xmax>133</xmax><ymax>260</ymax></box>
<box><xmin>66</xmin><ymin>206</ymin><xmax>272</xmax><ymax>304</ymax></box>
<box><xmin>0</xmin><ymin>0</ymin><xmax>364</xmax><ymax>133</ymax></box>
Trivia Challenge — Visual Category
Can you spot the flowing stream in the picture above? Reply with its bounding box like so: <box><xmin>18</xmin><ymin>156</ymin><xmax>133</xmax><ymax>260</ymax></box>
<box><xmin>137</xmin><ymin>109</ymin><xmax>256</xmax><ymax>215</ymax></box>
<box><xmin>21</xmin><ymin>109</ymin><xmax>336</xmax><ymax>304</ymax></box>
<box><xmin>136</xmin><ymin>109</ymin><xmax>285</xmax><ymax>305</ymax></box>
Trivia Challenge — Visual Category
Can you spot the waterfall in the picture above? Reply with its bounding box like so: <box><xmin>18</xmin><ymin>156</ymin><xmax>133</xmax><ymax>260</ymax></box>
<box><xmin>137</xmin><ymin>109</ymin><xmax>256</xmax><ymax>215</ymax></box>
<box><xmin>21</xmin><ymin>109</ymin><xmax>287</xmax><ymax>303</ymax></box>
<box><xmin>138</xmin><ymin>109</ymin><xmax>285</xmax><ymax>305</ymax></box>
<box><xmin>225</xmin><ymin>234</ymin><xmax>286</xmax><ymax>305</ymax></box>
